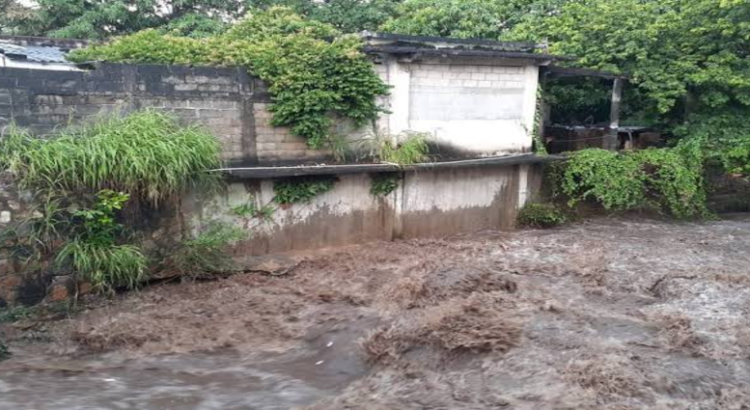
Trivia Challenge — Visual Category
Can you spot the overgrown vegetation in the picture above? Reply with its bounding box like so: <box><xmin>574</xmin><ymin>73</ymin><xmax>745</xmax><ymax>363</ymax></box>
<box><xmin>370</xmin><ymin>173</ymin><xmax>400</xmax><ymax>197</ymax></box>
<box><xmin>1</xmin><ymin>111</ymin><xmax>221</xmax><ymax>204</ymax></box>
<box><xmin>378</xmin><ymin>133</ymin><xmax>429</xmax><ymax>165</ymax></box>
<box><xmin>273</xmin><ymin>176</ymin><xmax>337</xmax><ymax>205</ymax></box>
<box><xmin>232</xmin><ymin>200</ymin><xmax>276</xmax><ymax>222</ymax></box>
<box><xmin>556</xmin><ymin>145</ymin><xmax>708</xmax><ymax>219</ymax></box>
<box><xmin>171</xmin><ymin>222</ymin><xmax>247</xmax><ymax>277</ymax></box>
<box><xmin>517</xmin><ymin>203</ymin><xmax>568</xmax><ymax>229</ymax></box>
<box><xmin>0</xmin><ymin>111</ymin><xmax>223</xmax><ymax>294</ymax></box>
<box><xmin>69</xmin><ymin>7</ymin><xmax>390</xmax><ymax>150</ymax></box>
<box><xmin>57</xmin><ymin>241</ymin><xmax>147</xmax><ymax>293</ymax></box>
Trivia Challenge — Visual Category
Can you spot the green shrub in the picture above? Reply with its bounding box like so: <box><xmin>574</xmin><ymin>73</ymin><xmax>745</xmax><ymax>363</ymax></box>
<box><xmin>517</xmin><ymin>203</ymin><xmax>568</xmax><ymax>229</ymax></box>
<box><xmin>273</xmin><ymin>176</ymin><xmax>337</xmax><ymax>205</ymax></box>
<box><xmin>558</xmin><ymin>147</ymin><xmax>708</xmax><ymax>218</ymax></box>
<box><xmin>370</xmin><ymin>173</ymin><xmax>399</xmax><ymax>196</ymax></box>
<box><xmin>0</xmin><ymin>305</ymin><xmax>35</xmax><ymax>323</ymax></box>
<box><xmin>69</xmin><ymin>7</ymin><xmax>390</xmax><ymax>150</ymax></box>
<box><xmin>1</xmin><ymin>110</ymin><xmax>222</xmax><ymax>204</ymax></box>
<box><xmin>172</xmin><ymin>222</ymin><xmax>247</xmax><ymax>277</ymax></box>
<box><xmin>56</xmin><ymin>240</ymin><xmax>147</xmax><ymax>293</ymax></box>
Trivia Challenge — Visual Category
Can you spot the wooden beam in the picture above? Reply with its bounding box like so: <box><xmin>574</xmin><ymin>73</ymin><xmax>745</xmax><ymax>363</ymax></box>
<box><xmin>546</xmin><ymin>65</ymin><xmax>628</xmax><ymax>80</ymax></box>
<box><xmin>607</xmin><ymin>78</ymin><xmax>624</xmax><ymax>150</ymax></box>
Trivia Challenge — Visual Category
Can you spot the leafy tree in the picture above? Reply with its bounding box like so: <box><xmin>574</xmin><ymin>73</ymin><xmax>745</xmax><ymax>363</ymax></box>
<box><xmin>246</xmin><ymin>0</ymin><xmax>402</xmax><ymax>33</ymax></box>
<box><xmin>516</xmin><ymin>0</ymin><xmax>750</xmax><ymax>123</ymax></box>
<box><xmin>308</xmin><ymin>0</ymin><xmax>402</xmax><ymax>33</ymax></box>
<box><xmin>0</xmin><ymin>0</ymin><xmax>242</xmax><ymax>39</ymax></box>
<box><xmin>379</xmin><ymin>0</ymin><xmax>569</xmax><ymax>40</ymax></box>
<box><xmin>380</xmin><ymin>0</ymin><xmax>511</xmax><ymax>39</ymax></box>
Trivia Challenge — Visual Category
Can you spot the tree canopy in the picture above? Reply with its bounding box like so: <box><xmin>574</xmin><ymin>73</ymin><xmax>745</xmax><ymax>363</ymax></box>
<box><xmin>0</xmin><ymin>0</ymin><xmax>402</xmax><ymax>39</ymax></box>
<box><xmin>522</xmin><ymin>0</ymin><xmax>750</xmax><ymax>129</ymax></box>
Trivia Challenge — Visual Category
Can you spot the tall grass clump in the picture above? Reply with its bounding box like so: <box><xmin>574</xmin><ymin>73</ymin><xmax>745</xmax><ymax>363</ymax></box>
<box><xmin>1</xmin><ymin>110</ymin><xmax>222</xmax><ymax>204</ymax></box>
<box><xmin>379</xmin><ymin>133</ymin><xmax>429</xmax><ymax>165</ymax></box>
<box><xmin>0</xmin><ymin>110</ymin><xmax>224</xmax><ymax>297</ymax></box>
<box><xmin>171</xmin><ymin>222</ymin><xmax>246</xmax><ymax>277</ymax></box>
<box><xmin>56</xmin><ymin>240</ymin><xmax>147</xmax><ymax>293</ymax></box>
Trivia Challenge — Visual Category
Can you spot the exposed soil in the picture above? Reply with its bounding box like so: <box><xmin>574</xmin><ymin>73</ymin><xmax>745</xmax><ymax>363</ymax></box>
<box><xmin>4</xmin><ymin>216</ymin><xmax>750</xmax><ymax>408</ymax></box>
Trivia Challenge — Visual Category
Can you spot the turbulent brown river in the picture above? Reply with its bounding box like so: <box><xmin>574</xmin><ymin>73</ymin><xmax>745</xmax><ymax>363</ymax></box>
<box><xmin>4</xmin><ymin>216</ymin><xmax>750</xmax><ymax>409</ymax></box>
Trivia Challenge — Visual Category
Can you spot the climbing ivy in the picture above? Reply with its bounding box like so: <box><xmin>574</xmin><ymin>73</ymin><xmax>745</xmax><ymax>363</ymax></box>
<box><xmin>273</xmin><ymin>176</ymin><xmax>337</xmax><ymax>205</ymax></box>
<box><xmin>557</xmin><ymin>147</ymin><xmax>708</xmax><ymax>218</ymax></box>
<box><xmin>69</xmin><ymin>7</ymin><xmax>390</xmax><ymax>149</ymax></box>
<box><xmin>370</xmin><ymin>173</ymin><xmax>399</xmax><ymax>196</ymax></box>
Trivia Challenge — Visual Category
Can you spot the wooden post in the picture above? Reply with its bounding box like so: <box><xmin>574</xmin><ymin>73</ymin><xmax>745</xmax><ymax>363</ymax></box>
<box><xmin>607</xmin><ymin>77</ymin><xmax>624</xmax><ymax>150</ymax></box>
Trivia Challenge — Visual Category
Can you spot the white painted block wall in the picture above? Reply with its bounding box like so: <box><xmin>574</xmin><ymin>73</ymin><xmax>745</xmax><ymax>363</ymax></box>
<box><xmin>376</xmin><ymin>59</ymin><xmax>540</xmax><ymax>156</ymax></box>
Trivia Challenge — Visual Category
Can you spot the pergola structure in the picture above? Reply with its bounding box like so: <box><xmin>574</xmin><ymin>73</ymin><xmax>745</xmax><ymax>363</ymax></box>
<box><xmin>543</xmin><ymin>65</ymin><xmax>629</xmax><ymax>151</ymax></box>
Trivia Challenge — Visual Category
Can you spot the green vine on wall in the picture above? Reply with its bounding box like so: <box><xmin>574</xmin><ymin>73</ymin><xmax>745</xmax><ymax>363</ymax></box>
<box><xmin>370</xmin><ymin>173</ymin><xmax>399</xmax><ymax>196</ymax></box>
<box><xmin>69</xmin><ymin>7</ymin><xmax>390</xmax><ymax>150</ymax></box>
<box><xmin>556</xmin><ymin>146</ymin><xmax>708</xmax><ymax>218</ymax></box>
<box><xmin>273</xmin><ymin>176</ymin><xmax>337</xmax><ymax>205</ymax></box>
<box><xmin>533</xmin><ymin>86</ymin><xmax>549</xmax><ymax>156</ymax></box>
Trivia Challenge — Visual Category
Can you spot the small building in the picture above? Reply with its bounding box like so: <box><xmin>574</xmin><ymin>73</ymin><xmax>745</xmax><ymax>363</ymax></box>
<box><xmin>363</xmin><ymin>33</ymin><xmax>564</xmax><ymax>157</ymax></box>
<box><xmin>0</xmin><ymin>36</ymin><xmax>85</xmax><ymax>71</ymax></box>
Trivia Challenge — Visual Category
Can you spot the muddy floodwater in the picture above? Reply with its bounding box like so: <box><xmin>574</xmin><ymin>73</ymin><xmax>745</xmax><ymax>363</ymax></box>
<box><xmin>4</xmin><ymin>216</ymin><xmax>750</xmax><ymax>409</ymax></box>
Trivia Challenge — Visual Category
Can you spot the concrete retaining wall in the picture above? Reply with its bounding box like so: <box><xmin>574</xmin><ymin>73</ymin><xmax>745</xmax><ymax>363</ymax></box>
<box><xmin>188</xmin><ymin>162</ymin><xmax>542</xmax><ymax>257</ymax></box>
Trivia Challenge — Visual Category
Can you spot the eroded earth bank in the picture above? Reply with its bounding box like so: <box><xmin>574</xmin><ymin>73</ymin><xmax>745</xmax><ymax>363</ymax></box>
<box><xmin>4</xmin><ymin>217</ymin><xmax>750</xmax><ymax>409</ymax></box>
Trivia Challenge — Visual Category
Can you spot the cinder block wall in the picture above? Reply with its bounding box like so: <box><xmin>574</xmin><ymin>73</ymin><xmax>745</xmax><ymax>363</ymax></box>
<box><xmin>379</xmin><ymin>59</ymin><xmax>538</xmax><ymax>156</ymax></box>
<box><xmin>0</xmin><ymin>63</ymin><xmax>335</xmax><ymax>166</ymax></box>
<box><xmin>0</xmin><ymin>64</ymin><xmax>259</xmax><ymax>163</ymax></box>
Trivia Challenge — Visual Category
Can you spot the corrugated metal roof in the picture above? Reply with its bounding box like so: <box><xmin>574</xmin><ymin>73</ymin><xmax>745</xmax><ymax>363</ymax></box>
<box><xmin>0</xmin><ymin>41</ymin><xmax>70</xmax><ymax>64</ymax></box>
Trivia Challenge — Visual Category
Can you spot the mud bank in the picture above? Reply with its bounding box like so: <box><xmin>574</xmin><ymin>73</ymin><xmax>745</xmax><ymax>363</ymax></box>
<box><xmin>4</xmin><ymin>216</ymin><xmax>750</xmax><ymax>409</ymax></box>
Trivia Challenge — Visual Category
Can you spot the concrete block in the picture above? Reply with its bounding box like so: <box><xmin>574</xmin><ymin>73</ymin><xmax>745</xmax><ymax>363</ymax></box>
<box><xmin>258</xmin><ymin>143</ymin><xmax>277</xmax><ymax>151</ymax></box>
<box><xmin>174</xmin><ymin>84</ymin><xmax>198</xmax><ymax>92</ymax></box>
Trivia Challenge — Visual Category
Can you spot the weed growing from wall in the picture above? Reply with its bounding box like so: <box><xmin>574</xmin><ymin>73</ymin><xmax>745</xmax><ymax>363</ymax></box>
<box><xmin>232</xmin><ymin>201</ymin><xmax>276</xmax><ymax>222</ymax></box>
<box><xmin>378</xmin><ymin>133</ymin><xmax>429</xmax><ymax>165</ymax></box>
<box><xmin>69</xmin><ymin>7</ymin><xmax>390</xmax><ymax>149</ymax></box>
<box><xmin>273</xmin><ymin>176</ymin><xmax>337</xmax><ymax>205</ymax></box>
<box><xmin>370</xmin><ymin>173</ymin><xmax>400</xmax><ymax>196</ymax></box>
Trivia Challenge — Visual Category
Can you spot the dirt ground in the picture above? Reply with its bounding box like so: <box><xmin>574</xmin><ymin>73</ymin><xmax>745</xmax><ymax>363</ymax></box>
<box><xmin>5</xmin><ymin>215</ymin><xmax>750</xmax><ymax>409</ymax></box>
